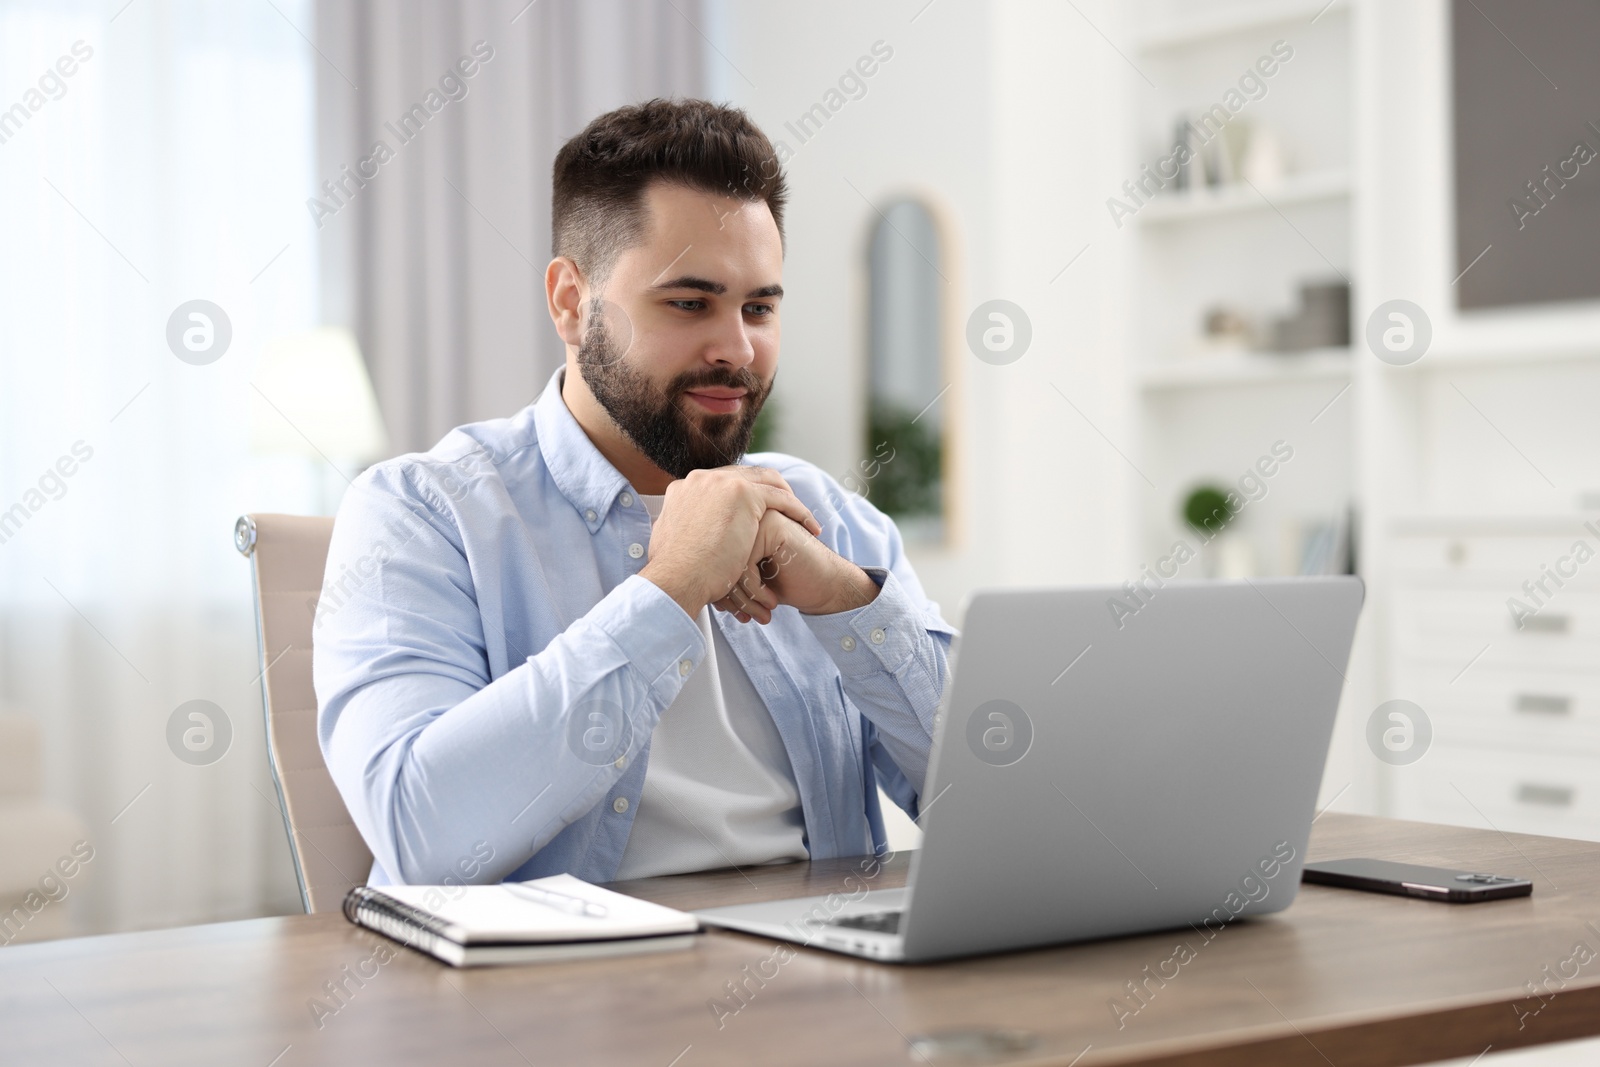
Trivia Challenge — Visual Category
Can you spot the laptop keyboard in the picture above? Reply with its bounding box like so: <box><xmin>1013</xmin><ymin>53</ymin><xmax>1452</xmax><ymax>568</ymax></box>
<box><xmin>830</xmin><ymin>910</ymin><xmax>902</xmax><ymax>934</ymax></box>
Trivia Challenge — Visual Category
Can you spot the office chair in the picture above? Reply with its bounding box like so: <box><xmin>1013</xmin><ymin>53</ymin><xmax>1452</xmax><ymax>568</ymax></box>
<box><xmin>235</xmin><ymin>514</ymin><xmax>373</xmax><ymax>913</ymax></box>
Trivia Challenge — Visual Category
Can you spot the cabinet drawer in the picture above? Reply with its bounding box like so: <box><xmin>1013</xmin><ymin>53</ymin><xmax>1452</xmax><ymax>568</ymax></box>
<box><xmin>1389</xmin><ymin>745</ymin><xmax>1600</xmax><ymax>842</ymax></box>
<box><xmin>1392</xmin><ymin>531</ymin><xmax>1600</xmax><ymax>588</ymax></box>
<box><xmin>1390</xmin><ymin>589</ymin><xmax>1600</xmax><ymax>670</ymax></box>
<box><xmin>1389</xmin><ymin>661</ymin><xmax>1600</xmax><ymax>752</ymax></box>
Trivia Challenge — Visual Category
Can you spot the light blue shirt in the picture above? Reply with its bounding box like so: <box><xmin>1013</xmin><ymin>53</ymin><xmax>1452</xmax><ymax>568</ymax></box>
<box><xmin>313</xmin><ymin>368</ymin><xmax>956</xmax><ymax>887</ymax></box>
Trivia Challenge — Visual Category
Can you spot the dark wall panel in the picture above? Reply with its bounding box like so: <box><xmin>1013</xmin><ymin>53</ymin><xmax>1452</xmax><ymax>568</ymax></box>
<box><xmin>1452</xmin><ymin>0</ymin><xmax>1600</xmax><ymax>310</ymax></box>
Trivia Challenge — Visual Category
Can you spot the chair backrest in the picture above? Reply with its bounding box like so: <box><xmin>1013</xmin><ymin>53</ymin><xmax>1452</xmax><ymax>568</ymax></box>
<box><xmin>236</xmin><ymin>513</ymin><xmax>373</xmax><ymax>913</ymax></box>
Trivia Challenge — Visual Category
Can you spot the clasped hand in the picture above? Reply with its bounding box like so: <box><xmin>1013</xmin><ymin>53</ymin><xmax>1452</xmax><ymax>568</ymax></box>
<box><xmin>638</xmin><ymin>466</ymin><xmax>878</xmax><ymax>624</ymax></box>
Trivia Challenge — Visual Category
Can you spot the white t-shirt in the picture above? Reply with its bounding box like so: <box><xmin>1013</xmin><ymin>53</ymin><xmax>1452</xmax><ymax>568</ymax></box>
<box><xmin>612</xmin><ymin>494</ymin><xmax>809</xmax><ymax>880</ymax></box>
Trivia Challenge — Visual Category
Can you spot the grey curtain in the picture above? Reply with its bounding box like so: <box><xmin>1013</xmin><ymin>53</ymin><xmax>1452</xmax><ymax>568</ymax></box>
<box><xmin>313</xmin><ymin>0</ymin><xmax>708</xmax><ymax>454</ymax></box>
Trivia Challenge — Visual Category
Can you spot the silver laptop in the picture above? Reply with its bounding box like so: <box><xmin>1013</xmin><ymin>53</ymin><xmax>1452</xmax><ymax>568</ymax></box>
<box><xmin>694</xmin><ymin>577</ymin><xmax>1365</xmax><ymax>962</ymax></box>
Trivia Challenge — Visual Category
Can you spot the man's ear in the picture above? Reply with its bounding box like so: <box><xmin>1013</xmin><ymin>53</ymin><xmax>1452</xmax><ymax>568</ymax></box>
<box><xmin>546</xmin><ymin>256</ymin><xmax>587</xmax><ymax>348</ymax></box>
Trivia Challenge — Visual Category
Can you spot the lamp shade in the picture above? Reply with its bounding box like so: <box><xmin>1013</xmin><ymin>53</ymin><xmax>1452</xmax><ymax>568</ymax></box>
<box><xmin>250</xmin><ymin>327</ymin><xmax>389</xmax><ymax>462</ymax></box>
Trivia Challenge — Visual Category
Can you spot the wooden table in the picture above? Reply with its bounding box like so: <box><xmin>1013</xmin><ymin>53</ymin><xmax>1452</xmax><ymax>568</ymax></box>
<box><xmin>4</xmin><ymin>813</ymin><xmax>1600</xmax><ymax>1066</ymax></box>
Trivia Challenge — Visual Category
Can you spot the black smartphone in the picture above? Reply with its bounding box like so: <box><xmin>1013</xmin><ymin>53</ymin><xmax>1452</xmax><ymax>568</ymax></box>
<box><xmin>1302</xmin><ymin>858</ymin><xmax>1533</xmax><ymax>903</ymax></box>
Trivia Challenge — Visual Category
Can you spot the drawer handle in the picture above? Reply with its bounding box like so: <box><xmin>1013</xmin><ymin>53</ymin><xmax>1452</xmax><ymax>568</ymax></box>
<box><xmin>1516</xmin><ymin>783</ymin><xmax>1575</xmax><ymax>808</ymax></box>
<box><xmin>1518</xmin><ymin>614</ymin><xmax>1570</xmax><ymax>635</ymax></box>
<box><xmin>1515</xmin><ymin>694</ymin><xmax>1573</xmax><ymax>716</ymax></box>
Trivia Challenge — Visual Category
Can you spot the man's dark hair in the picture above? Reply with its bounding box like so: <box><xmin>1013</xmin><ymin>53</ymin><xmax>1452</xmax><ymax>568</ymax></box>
<box><xmin>551</xmin><ymin>97</ymin><xmax>787</xmax><ymax>289</ymax></box>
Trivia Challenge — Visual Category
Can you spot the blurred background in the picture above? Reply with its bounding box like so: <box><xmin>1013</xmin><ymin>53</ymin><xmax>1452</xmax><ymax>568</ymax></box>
<box><xmin>3</xmin><ymin>7</ymin><xmax>1599</xmax><ymax>1050</ymax></box>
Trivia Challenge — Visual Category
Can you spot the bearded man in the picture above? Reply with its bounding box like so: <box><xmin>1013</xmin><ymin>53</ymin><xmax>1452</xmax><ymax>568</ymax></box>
<box><xmin>315</xmin><ymin>97</ymin><xmax>954</xmax><ymax>888</ymax></box>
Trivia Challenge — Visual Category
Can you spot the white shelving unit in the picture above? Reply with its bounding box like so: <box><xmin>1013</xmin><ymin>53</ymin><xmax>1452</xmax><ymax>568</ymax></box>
<box><xmin>1125</xmin><ymin>0</ymin><xmax>1365</xmax><ymax>809</ymax></box>
<box><xmin>1123</xmin><ymin>0</ymin><xmax>1600</xmax><ymax>842</ymax></box>
<box><xmin>1126</xmin><ymin>0</ymin><xmax>1356</xmax><ymax>558</ymax></box>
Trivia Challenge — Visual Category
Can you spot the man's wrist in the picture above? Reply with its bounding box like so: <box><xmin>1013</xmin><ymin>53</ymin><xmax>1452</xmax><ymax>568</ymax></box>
<box><xmin>638</xmin><ymin>561</ymin><xmax>706</xmax><ymax>620</ymax></box>
<box><xmin>802</xmin><ymin>559</ymin><xmax>880</xmax><ymax>616</ymax></box>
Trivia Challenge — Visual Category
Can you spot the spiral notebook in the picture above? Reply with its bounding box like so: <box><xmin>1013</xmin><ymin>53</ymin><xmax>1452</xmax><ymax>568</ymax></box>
<box><xmin>342</xmin><ymin>873</ymin><xmax>700</xmax><ymax>967</ymax></box>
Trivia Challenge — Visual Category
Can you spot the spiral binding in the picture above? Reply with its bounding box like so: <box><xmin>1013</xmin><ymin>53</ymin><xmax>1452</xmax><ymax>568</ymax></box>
<box><xmin>343</xmin><ymin>886</ymin><xmax>462</xmax><ymax>958</ymax></box>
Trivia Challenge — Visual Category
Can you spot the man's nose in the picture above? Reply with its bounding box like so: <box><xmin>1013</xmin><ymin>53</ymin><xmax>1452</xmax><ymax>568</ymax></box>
<box><xmin>705</xmin><ymin>309</ymin><xmax>756</xmax><ymax>370</ymax></box>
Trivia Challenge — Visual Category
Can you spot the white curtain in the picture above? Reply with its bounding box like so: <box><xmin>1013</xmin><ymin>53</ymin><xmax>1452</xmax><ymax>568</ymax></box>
<box><xmin>0</xmin><ymin>0</ymin><xmax>322</xmax><ymax>933</ymax></box>
<box><xmin>314</xmin><ymin>0</ymin><xmax>709</xmax><ymax>453</ymax></box>
<box><xmin>0</xmin><ymin>0</ymin><xmax>708</xmax><ymax>936</ymax></box>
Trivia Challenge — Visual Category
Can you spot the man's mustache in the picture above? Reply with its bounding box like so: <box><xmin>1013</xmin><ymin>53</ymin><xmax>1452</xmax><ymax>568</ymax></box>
<box><xmin>671</xmin><ymin>368</ymin><xmax>765</xmax><ymax>394</ymax></box>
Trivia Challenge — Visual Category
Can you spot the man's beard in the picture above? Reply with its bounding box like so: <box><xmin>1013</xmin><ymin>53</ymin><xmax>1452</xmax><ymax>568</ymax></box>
<box><xmin>577</xmin><ymin>301</ymin><xmax>771</xmax><ymax>479</ymax></box>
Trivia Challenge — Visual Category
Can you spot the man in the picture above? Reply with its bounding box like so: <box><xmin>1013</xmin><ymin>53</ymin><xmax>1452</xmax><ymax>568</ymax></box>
<box><xmin>314</xmin><ymin>98</ymin><xmax>954</xmax><ymax>888</ymax></box>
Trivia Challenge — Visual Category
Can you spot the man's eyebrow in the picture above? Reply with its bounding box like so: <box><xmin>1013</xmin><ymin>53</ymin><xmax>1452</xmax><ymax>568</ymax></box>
<box><xmin>650</xmin><ymin>275</ymin><xmax>783</xmax><ymax>300</ymax></box>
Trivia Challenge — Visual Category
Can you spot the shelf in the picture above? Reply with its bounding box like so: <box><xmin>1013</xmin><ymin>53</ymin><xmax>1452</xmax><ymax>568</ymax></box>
<box><xmin>1135</xmin><ymin>169</ymin><xmax>1351</xmax><ymax>225</ymax></box>
<box><xmin>1390</xmin><ymin>344</ymin><xmax>1600</xmax><ymax>370</ymax></box>
<box><xmin>1137</xmin><ymin>0</ymin><xmax>1345</xmax><ymax>53</ymax></box>
<box><xmin>1138</xmin><ymin>348</ymin><xmax>1352</xmax><ymax>390</ymax></box>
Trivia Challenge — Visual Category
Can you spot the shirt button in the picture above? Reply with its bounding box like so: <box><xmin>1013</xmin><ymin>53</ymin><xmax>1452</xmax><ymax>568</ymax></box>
<box><xmin>619</xmin><ymin>492</ymin><xmax>634</xmax><ymax>508</ymax></box>
<box><xmin>584</xmin><ymin>508</ymin><xmax>597</xmax><ymax>522</ymax></box>
<box><xmin>628</xmin><ymin>543</ymin><xmax>644</xmax><ymax>559</ymax></box>
<box><xmin>614</xmin><ymin>756</ymin><xmax>626</xmax><ymax>769</ymax></box>
<box><xmin>679</xmin><ymin>659</ymin><xmax>692</xmax><ymax>677</ymax></box>
<box><xmin>613</xmin><ymin>797</ymin><xmax>629</xmax><ymax>814</ymax></box>
<box><xmin>840</xmin><ymin>635</ymin><xmax>857</xmax><ymax>652</ymax></box>
<box><xmin>870</xmin><ymin>627</ymin><xmax>886</xmax><ymax>645</ymax></box>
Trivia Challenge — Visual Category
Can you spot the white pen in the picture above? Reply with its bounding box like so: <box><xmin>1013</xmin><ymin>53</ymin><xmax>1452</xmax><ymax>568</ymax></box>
<box><xmin>503</xmin><ymin>881</ymin><xmax>610</xmax><ymax>918</ymax></box>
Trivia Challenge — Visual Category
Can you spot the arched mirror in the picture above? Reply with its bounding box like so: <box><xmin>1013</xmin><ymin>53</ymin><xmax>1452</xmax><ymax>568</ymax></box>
<box><xmin>862</xmin><ymin>197</ymin><xmax>948</xmax><ymax>544</ymax></box>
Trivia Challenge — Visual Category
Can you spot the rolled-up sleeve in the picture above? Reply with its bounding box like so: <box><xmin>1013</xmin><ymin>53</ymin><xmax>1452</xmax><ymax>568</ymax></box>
<box><xmin>314</xmin><ymin>467</ymin><xmax>704</xmax><ymax>885</ymax></box>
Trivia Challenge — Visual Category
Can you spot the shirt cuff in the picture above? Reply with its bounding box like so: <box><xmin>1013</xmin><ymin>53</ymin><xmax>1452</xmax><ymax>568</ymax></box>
<box><xmin>802</xmin><ymin>567</ymin><xmax>918</xmax><ymax>677</ymax></box>
<box><xmin>587</xmin><ymin>573</ymin><xmax>708</xmax><ymax>707</ymax></box>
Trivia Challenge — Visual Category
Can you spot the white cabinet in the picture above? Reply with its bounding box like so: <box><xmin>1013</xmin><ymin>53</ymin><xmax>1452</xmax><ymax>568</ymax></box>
<box><xmin>1387</xmin><ymin>519</ymin><xmax>1600</xmax><ymax>839</ymax></box>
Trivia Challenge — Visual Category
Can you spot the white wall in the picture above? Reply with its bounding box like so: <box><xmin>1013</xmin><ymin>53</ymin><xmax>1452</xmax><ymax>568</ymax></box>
<box><xmin>714</xmin><ymin>0</ymin><xmax>1145</xmax><ymax>620</ymax></box>
<box><xmin>986</xmin><ymin>0</ymin><xmax>1139</xmax><ymax>592</ymax></box>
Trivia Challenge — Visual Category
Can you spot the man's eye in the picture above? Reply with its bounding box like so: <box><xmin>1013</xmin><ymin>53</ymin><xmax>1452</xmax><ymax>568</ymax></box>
<box><xmin>669</xmin><ymin>299</ymin><xmax>705</xmax><ymax>312</ymax></box>
<box><xmin>744</xmin><ymin>303</ymin><xmax>774</xmax><ymax>317</ymax></box>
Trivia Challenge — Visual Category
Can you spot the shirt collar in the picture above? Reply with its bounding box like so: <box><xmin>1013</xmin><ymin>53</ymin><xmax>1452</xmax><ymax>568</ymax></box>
<box><xmin>532</xmin><ymin>366</ymin><xmax>633</xmax><ymax>530</ymax></box>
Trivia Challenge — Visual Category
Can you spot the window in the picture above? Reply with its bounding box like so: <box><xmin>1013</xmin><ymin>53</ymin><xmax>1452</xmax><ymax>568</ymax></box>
<box><xmin>0</xmin><ymin>0</ymin><xmax>319</xmax><ymax>933</ymax></box>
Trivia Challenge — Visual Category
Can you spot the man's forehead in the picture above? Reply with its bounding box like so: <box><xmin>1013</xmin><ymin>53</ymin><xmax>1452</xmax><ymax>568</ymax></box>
<box><xmin>638</xmin><ymin>183</ymin><xmax>777</xmax><ymax>246</ymax></box>
<box><xmin>645</xmin><ymin>179</ymin><xmax>768</xmax><ymax>223</ymax></box>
